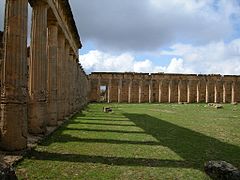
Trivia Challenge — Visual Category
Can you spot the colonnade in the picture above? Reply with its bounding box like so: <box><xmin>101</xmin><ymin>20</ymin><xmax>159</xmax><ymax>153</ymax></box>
<box><xmin>0</xmin><ymin>0</ymin><xmax>89</xmax><ymax>151</ymax></box>
<box><xmin>89</xmin><ymin>73</ymin><xmax>240</xmax><ymax>104</ymax></box>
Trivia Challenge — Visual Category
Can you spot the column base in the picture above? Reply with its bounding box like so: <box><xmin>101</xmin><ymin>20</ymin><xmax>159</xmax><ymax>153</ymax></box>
<box><xmin>0</xmin><ymin>103</ymin><xmax>27</xmax><ymax>151</ymax></box>
<box><xmin>28</xmin><ymin>101</ymin><xmax>47</xmax><ymax>134</ymax></box>
<box><xmin>48</xmin><ymin>102</ymin><xmax>58</xmax><ymax>126</ymax></box>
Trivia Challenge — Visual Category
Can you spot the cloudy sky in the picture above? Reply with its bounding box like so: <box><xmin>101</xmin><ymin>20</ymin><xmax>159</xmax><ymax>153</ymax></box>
<box><xmin>1</xmin><ymin>0</ymin><xmax>240</xmax><ymax>74</ymax></box>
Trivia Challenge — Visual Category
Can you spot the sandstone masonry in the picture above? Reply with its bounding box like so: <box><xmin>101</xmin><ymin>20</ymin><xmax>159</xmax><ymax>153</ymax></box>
<box><xmin>89</xmin><ymin>72</ymin><xmax>240</xmax><ymax>104</ymax></box>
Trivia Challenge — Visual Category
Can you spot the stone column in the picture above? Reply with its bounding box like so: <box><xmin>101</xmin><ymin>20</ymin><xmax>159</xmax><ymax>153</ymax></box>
<box><xmin>118</xmin><ymin>78</ymin><xmax>122</xmax><ymax>103</ymax></box>
<box><xmin>0</xmin><ymin>0</ymin><xmax>28</xmax><ymax>150</ymax></box>
<box><xmin>223</xmin><ymin>81</ymin><xmax>232</xmax><ymax>103</ymax></box>
<box><xmin>107</xmin><ymin>78</ymin><xmax>112</xmax><ymax>103</ymax></box>
<box><xmin>232</xmin><ymin>82</ymin><xmax>236</xmax><ymax>103</ymax></box>
<box><xmin>57</xmin><ymin>33</ymin><xmax>65</xmax><ymax>120</ymax></box>
<box><xmin>205</xmin><ymin>81</ymin><xmax>209</xmax><ymax>103</ymax></box>
<box><xmin>47</xmin><ymin>20</ymin><xmax>58</xmax><ymax>126</ymax></box>
<box><xmin>158</xmin><ymin>80</ymin><xmax>162</xmax><ymax>103</ymax></box>
<box><xmin>168</xmin><ymin>80</ymin><xmax>172</xmax><ymax>103</ymax></box>
<box><xmin>178</xmin><ymin>80</ymin><xmax>182</xmax><ymax>103</ymax></box>
<box><xmin>63</xmin><ymin>42</ymin><xmax>70</xmax><ymax>116</ymax></box>
<box><xmin>197</xmin><ymin>81</ymin><xmax>200</xmax><ymax>103</ymax></box>
<box><xmin>69</xmin><ymin>52</ymin><xmax>75</xmax><ymax>113</ymax></box>
<box><xmin>149</xmin><ymin>79</ymin><xmax>153</xmax><ymax>103</ymax></box>
<box><xmin>97</xmin><ymin>77</ymin><xmax>101</xmax><ymax>102</ymax></box>
<box><xmin>139</xmin><ymin>80</ymin><xmax>142</xmax><ymax>103</ymax></box>
<box><xmin>28</xmin><ymin>1</ymin><xmax>48</xmax><ymax>134</ymax></box>
<box><xmin>214</xmin><ymin>81</ymin><xmax>223</xmax><ymax>103</ymax></box>
<box><xmin>187</xmin><ymin>80</ymin><xmax>195</xmax><ymax>103</ymax></box>
<box><xmin>128</xmin><ymin>79</ymin><xmax>132</xmax><ymax>103</ymax></box>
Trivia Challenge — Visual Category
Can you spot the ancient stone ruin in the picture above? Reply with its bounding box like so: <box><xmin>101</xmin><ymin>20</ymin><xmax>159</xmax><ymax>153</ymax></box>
<box><xmin>0</xmin><ymin>0</ymin><xmax>240</xmax><ymax>153</ymax></box>
<box><xmin>89</xmin><ymin>72</ymin><xmax>240</xmax><ymax>104</ymax></box>
<box><xmin>0</xmin><ymin>0</ymin><xmax>89</xmax><ymax>151</ymax></box>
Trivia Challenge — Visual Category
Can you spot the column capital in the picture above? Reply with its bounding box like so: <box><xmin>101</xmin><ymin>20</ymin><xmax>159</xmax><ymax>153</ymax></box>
<box><xmin>30</xmin><ymin>0</ymin><xmax>48</xmax><ymax>7</ymax></box>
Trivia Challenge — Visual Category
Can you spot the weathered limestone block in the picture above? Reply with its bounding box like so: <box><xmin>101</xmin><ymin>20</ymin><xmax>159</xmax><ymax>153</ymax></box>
<box><xmin>0</xmin><ymin>162</ymin><xmax>17</xmax><ymax>180</ymax></box>
<box><xmin>1</xmin><ymin>0</ymin><xmax>28</xmax><ymax>151</ymax></box>
<box><xmin>204</xmin><ymin>161</ymin><xmax>240</xmax><ymax>180</ymax></box>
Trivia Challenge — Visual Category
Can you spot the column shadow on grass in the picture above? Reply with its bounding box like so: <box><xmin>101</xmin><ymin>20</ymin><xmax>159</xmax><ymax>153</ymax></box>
<box><xmin>123</xmin><ymin>113</ymin><xmax>240</xmax><ymax>170</ymax></box>
<box><xmin>28</xmin><ymin>150</ymin><xmax>194</xmax><ymax>169</ymax></box>
<box><xmin>36</xmin><ymin>113</ymin><xmax>240</xmax><ymax>171</ymax></box>
<box><xmin>65</xmin><ymin>127</ymin><xmax>145</xmax><ymax>134</ymax></box>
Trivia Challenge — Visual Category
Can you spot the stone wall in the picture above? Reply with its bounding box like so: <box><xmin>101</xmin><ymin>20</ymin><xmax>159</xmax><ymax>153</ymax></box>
<box><xmin>89</xmin><ymin>72</ymin><xmax>240</xmax><ymax>104</ymax></box>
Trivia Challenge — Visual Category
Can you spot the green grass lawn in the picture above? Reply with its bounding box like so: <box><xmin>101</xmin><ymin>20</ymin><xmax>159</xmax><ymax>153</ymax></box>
<box><xmin>16</xmin><ymin>103</ymin><xmax>240</xmax><ymax>179</ymax></box>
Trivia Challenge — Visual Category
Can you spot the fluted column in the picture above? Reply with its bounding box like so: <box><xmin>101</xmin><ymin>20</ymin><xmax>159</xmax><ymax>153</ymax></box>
<box><xmin>28</xmin><ymin>1</ymin><xmax>48</xmax><ymax>134</ymax></box>
<box><xmin>158</xmin><ymin>80</ymin><xmax>162</xmax><ymax>103</ymax></box>
<box><xmin>187</xmin><ymin>80</ymin><xmax>194</xmax><ymax>103</ymax></box>
<box><xmin>205</xmin><ymin>81</ymin><xmax>209</xmax><ymax>103</ymax></box>
<box><xmin>107</xmin><ymin>78</ymin><xmax>112</xmax><ymax>103</ymax></box>
<box><xmin>57</xmin><ymin>33</ymin><xmax>65</xmax><ymax>120</ymax></box>
<box><xmin>197</xmin><ymin>81</ymin><xmax>200</xmax><ymax>103</ymax></box>
<box><xmin>139</xmin><ymin>80</ymin><xmax>143</xmax><ymax>103</ymax></box>
<box><xmin>69</xmin><ymin>53</ymin><xmax>75</xmax><ymax>113</ymax></box>
<box><xmin>232</xmin><ymin>82</ymin><xmax>236</xmax><ymax>103</ymax></box>
<box><xmin>214</xmin><ymin>81</ymin><xmax>223</xmax><ymax>103</ymax></box>
<box><xmin>118</xmin><ymin>78</ymin><xmax>122</xmax><ymax>103</ymax></box>
<box><xmin>47</xmin><ymin>20</ymin><xmax>58</xmax><ymax>126</ymax></box>
<box><xmin>223</xmin><ymin>81</ymin><xmax>231</xmax><ymax>103</ymax></box>
<box><xmin>128</xmin><ymin>79</ymin><xmax>132</xmax><ymax>103</ymax></box>
<box><xmin>0</xmin><ymin>0</ymin><xmax>28</xmax><ymax>150</ymax></box>
<box><xmin>149</xmin><ymin>79</ymin><xmax>153</xmax><ymax>103</ymax></box>
<box><xmin>97</xmin><ymin>77</ymin><xmax>101</xmax><ymax>102</ymax></box>
<box><xmin>64</xmin><ymin>42</ymin><xmax>70</xmax><ymax>116</ymax></box>
<box><xmin>168</xmin><ymin>80</ymin><xmax>172</xmax><ymax>103</ymax></box>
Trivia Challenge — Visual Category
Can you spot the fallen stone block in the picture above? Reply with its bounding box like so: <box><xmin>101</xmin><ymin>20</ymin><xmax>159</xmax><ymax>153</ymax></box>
<box><xmin>0</xmin><ymin>162</ymin><xmax>17</xmax><ymax>180</ymax></box>
<box><xmin>214</xmin><ymin>104</ymin><xmax>223</xmax><ymax>109</ymax></box>
<box><xmin>204</xmin><ymin>161</ymin><xmax>240</xmax><ymax>180</ymax></box>
<box><xmin>103</xmin><ymin>107</ymin><xmax>112</xmax><ymax>113</ymax></box>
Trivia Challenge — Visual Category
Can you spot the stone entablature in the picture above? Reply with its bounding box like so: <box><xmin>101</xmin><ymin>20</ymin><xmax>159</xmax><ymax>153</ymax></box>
<box><xmin>89</xmin><ymin>72</ymin><xmax>240</xmax><ymax>104</ymax></box>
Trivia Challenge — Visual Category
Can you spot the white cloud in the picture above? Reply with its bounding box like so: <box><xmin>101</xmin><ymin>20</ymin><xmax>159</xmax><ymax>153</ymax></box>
<box><xmin>70</xmin><ymin>0</ymin><xmax>240</xmax><ymax>51</ymax></box>
<box><xmin>80</xmin><ymin>38</ymin><xmax>240</xmax><ymax>75</ymax></box>
<box><xmin>79</xmin><ymin>50</ymin><xmax>167</xmax><ymax>74</ymax></box>
<box><xmin>160</xmin><ymin>39</ymin><xmax>240</xmax><ymax>75</ymax></box>
<box><xmin>79</xmin><ymin>50</ymin><xmax>194</xmax><ymax>74</ymax></box>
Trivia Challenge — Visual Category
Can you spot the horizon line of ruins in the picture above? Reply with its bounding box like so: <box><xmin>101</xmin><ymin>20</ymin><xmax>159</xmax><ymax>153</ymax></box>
<box><xmin>0</xmin><ymin>0</ymin><xmax>239</xmax><ymax>151</ymax></box>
